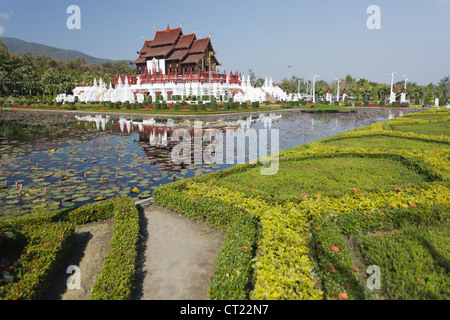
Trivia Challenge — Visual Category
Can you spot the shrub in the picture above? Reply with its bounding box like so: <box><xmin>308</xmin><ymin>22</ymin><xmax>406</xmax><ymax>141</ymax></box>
<box><xmin>363</xmin><ymin>96</ymin><xmax>369</xmax><ymax>106</ymax></box>
<box><xmin>189</xmin><ymin>103</ymin><xmax>198</xmax><ymax>112</ymax></box>
<box><xmin>252</xmin><ymin>101</ymin><xmax>260</xmax><ymax>108</ymax></box>
<box><xmin>198</xmin><ymin>102</ymin><xmax>206</xmax><ymax>111</ymax></box>
<box><xmin>211</xmin><ymin>101</ymin><xmax>217</xmax><ymax>111</ymax></box>
<box><xmin>0</xmin><ymin>197</ymin><xmax>140</xmax><ymax>300</ymax></box>
<box><xmin>223</xmin><ymin>102</ymin><xmax>229</xmax><ymax>110</ymax></box>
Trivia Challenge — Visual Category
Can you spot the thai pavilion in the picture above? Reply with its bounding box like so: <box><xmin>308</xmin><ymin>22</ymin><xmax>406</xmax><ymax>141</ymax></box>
<box><xmin>68</xmin><ymin>26</ymin><xmax>290</xmax><ymax>104</ymax></box>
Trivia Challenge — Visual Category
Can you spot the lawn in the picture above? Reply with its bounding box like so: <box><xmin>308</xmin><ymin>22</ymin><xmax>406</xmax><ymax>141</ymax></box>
<box><xmin>221</xmin><ymin>157</ymin><xmax>429</xmax><ymax>201</ymax></box>
<box><xmin>322</xmin><ymin>135</ymin><xmax>449</xmax><ymax>151</ymax></box>
<box><xmin>391</xmin><ymin>122</ymin><xmax>450</xmax><ymax>136</ymax></box>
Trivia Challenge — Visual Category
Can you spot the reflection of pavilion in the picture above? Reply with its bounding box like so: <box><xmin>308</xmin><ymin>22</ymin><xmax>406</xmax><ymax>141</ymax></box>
<box><xmin>74</xmin><ymin>113</ymin><xmax>283</xmax><ymax>169</ymax></box>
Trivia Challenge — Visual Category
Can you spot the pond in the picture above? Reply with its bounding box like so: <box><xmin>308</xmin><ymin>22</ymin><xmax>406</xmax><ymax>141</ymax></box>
<box><xmin>0</xmin><ymin>108</ymin><xmax>418</xmax><ymax>217</ymax></box>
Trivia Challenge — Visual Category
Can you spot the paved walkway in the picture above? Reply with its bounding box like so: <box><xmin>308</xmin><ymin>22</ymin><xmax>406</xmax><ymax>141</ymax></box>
<box><xmin>134</xmin><ymin>201</ymin><xmax>224</xmax><ymax>300</ymax></box>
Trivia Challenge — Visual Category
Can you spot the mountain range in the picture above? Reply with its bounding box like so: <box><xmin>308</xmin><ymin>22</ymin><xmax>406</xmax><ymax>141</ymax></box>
<box><xmin>0</xmin><ymin>37</ymin><xmax>124</xmax><ymax>65</ymax></box>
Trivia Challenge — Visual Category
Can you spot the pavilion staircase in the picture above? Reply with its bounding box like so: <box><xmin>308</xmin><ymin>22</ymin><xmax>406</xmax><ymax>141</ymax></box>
<box><xmin>96</xmin><ymin>89</ymin><xmax>109</xmax><ymax>101</ymax></box>
<box><xmin>261</xmin><ymin>89</ymin><xmax>277</xmax><ymax>103</ymax></box>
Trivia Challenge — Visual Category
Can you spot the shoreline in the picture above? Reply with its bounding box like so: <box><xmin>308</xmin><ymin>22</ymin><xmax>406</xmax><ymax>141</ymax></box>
<box><xmin>1</xmin><ymin>106</ymin><xmax>422</xmax><ymax>119</ymax></box>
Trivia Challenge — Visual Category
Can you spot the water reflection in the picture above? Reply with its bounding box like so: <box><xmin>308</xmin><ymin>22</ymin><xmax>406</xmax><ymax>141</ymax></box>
<box><xmin>0</xmin><ymin>108</ymin><xmax>418</xmax><ymax>217</ymax></box>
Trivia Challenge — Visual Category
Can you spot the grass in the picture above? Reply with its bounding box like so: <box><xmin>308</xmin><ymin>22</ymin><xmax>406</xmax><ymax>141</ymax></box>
<box><xmin>391</xmin><ymin>122</ymin><xmax>450</xmax><ymax>136</ymax></box>
<box><xmin>357</xmin><ymin>221</ymin><xmax>450</xmax><ymax>300</ymax></box>
<box><xmin>5</xmin><ymin>104</ymin><xmax>299</xmax><ymax>116</ymax></box>
<box><xmin>306</xmin><ymin>104</ymin><xmax>355</xmax><ymax>112</ymax></box>
<box><xmin>221</xmin><ymin>157</ymin><xmax>429</xmax><ymax>201</ymax></box>
<box><xmin>322</xmin><ymin>135</ymin><xmax>449</xmax><ymax>151</ymax></box>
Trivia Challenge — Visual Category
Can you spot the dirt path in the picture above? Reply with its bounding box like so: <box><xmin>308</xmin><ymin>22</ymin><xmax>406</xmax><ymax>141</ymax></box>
<box><xmin>135</xmin><ymin>204</ymin><xmax>224</xmax><ymax>300</ymax></box>
<box><xmin>44</xmin><ymin>219</ymin><xmax>114</xmax><ymax>300</ymax></box>
<box><xmin>42</xmin><ymin>202</ymin><xmax>223</xmax><ymax>300</ymax></box>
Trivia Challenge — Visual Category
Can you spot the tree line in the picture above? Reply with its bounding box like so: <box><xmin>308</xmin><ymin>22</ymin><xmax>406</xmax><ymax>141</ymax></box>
<box><xmin>278</xmin><ymin>74</ymin><xmax>449</xmax><ymax>105</ymax></box>
<box><xmin>0</xmin><ymin>40</ymin><xmax>135</xmax><ymax>100</ymax></box>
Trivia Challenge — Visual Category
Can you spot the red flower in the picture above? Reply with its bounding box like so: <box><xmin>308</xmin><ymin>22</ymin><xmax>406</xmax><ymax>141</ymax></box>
<box><xmin>338</xmin><ymin>292</ymin><xmax>348</xmax><ymax>300</ymax></box>
<box><xmin>243</xmin><ymin>246</ymin><xmax>249</xmax><ymax>250</ymax></box>
<box><xmin>380</xmin><ymin>212</ymin><xmax>385</xmax><ymax>216</ymax></box>
<box><xmin>410</xmin><ymin>204</ymin><xmax>416</xmax><ymax>208</ymax></box>
<box><xmin>315</xmin><ymin>226</ymin><xmax>322</xmax><ymax>230</ymax></box>
<box><xmin>354</xmin><ymin>267</ymin><xmax>359</xmax><ymax>272</ymax></box>
<box><xmin>351</xmin><ymin>188</ymin><xmax>357</xmax><ymax>192</ymax></box>
<box><xmin>331</xmin><ymin>246</ymin><xmax>340</xmax><ymax>253</ymax></box>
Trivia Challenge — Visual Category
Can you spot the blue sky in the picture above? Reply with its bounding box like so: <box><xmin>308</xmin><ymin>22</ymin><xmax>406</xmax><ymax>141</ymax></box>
<box><xmin>0</xmin><ymin>0</ymin><xmax>449</xmax><ymax>85</ymax></box>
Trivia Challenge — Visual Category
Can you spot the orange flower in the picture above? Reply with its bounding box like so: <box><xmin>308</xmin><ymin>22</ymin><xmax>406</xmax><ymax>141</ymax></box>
<box><xmin>331</xmin><ymin>246</ymin><xmax>340</xmax><ymax>252</ymax></box>
<box><xmin>354</xmin><ymin>267</ymin><xmax>359</xmax><ymax>272</ymax></box>
<box><xmin>243</xmin><ymin>246</ymin><xmax>249</xmax><ymax>250</ymax></box>
<box><xmin>380</xmin><ymin>212</ymin><xmax>385</xmax><ymax>216</ymax></box>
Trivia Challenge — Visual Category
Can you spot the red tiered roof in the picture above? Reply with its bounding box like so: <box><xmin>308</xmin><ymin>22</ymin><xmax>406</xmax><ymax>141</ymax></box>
<box><xmin>132</xmin><ymin>56</ymin><xmax>146</xmax><ymax>65</ymax></box>
<box><xmin>181</xmin><ymin>53</ymin><xmax>205</xmax><ymax>65</ymax></box>
<box><xmin>139</xmin><ymin>40</ymin><xmax>153</xmax><ymax>54</ymax></box>
<box><xmin>174</xmin><ymin>33</ymin><xmax>196</xmax><ymax>50</ymax></box>
<box><xmin>143</xmin><ymin>45</ymin><xmax>175</xmax><ymax>58</ymax></box>
<box><xmin>166</xmin><ymin>49</ymin><xmax>190</xmax><ymax>61</ymax></box>
<box><xmin>131</xmin><ymin>27</ymin><xmax>220</xmax><ymax>71</ymax></box>
<box><xmin>150</xmin><ymin>27</ymin><xmax>182</xmax><ymax>47</ymax></box>
<box><xmin>189</xmin><ymin>38</ymin><xmax>211</xmax><ymax>54</ymax></box>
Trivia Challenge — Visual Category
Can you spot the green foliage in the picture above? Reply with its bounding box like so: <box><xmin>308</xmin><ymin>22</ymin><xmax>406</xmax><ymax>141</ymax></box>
<box><xmin>310</xmin><ymin>205</ymin><xmax>450</xmax><ymax>300</ymax></box>
<box><xmin>0</xmin><ymin>197</ymin><xmax>139</xmax><ymax>300</ymax></box>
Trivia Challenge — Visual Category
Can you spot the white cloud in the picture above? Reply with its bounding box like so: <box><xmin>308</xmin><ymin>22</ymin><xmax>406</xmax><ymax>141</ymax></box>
<box><xmin>0</xmin><ymin>13</ymin><xmax>10</xmax><ymax>19</ymax></box>
<box><xmin>0</xmin><ymin>25</ymin><xmax>5</xmax><ymax>35</ymax></box>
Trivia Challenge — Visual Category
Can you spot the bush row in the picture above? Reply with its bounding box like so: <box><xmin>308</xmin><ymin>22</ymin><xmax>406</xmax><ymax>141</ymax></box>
<box><xmin>0</xmin><ymin>197</ymin><xmax>139</xmax><ymax>300</ymax></box>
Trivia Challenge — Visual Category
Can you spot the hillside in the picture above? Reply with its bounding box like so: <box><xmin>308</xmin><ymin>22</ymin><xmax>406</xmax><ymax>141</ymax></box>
<box><xmin>0</xmin><ymin>37</ymin><xmax>124</xmax><ymax>65</ymax></box>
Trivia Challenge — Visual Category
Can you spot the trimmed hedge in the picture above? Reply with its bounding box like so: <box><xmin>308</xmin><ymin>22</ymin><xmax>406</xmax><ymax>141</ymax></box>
<box><xmin>0</xmin><ymin>197</ymin><xmax>139</xmax><ymax>300</ymax></box>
